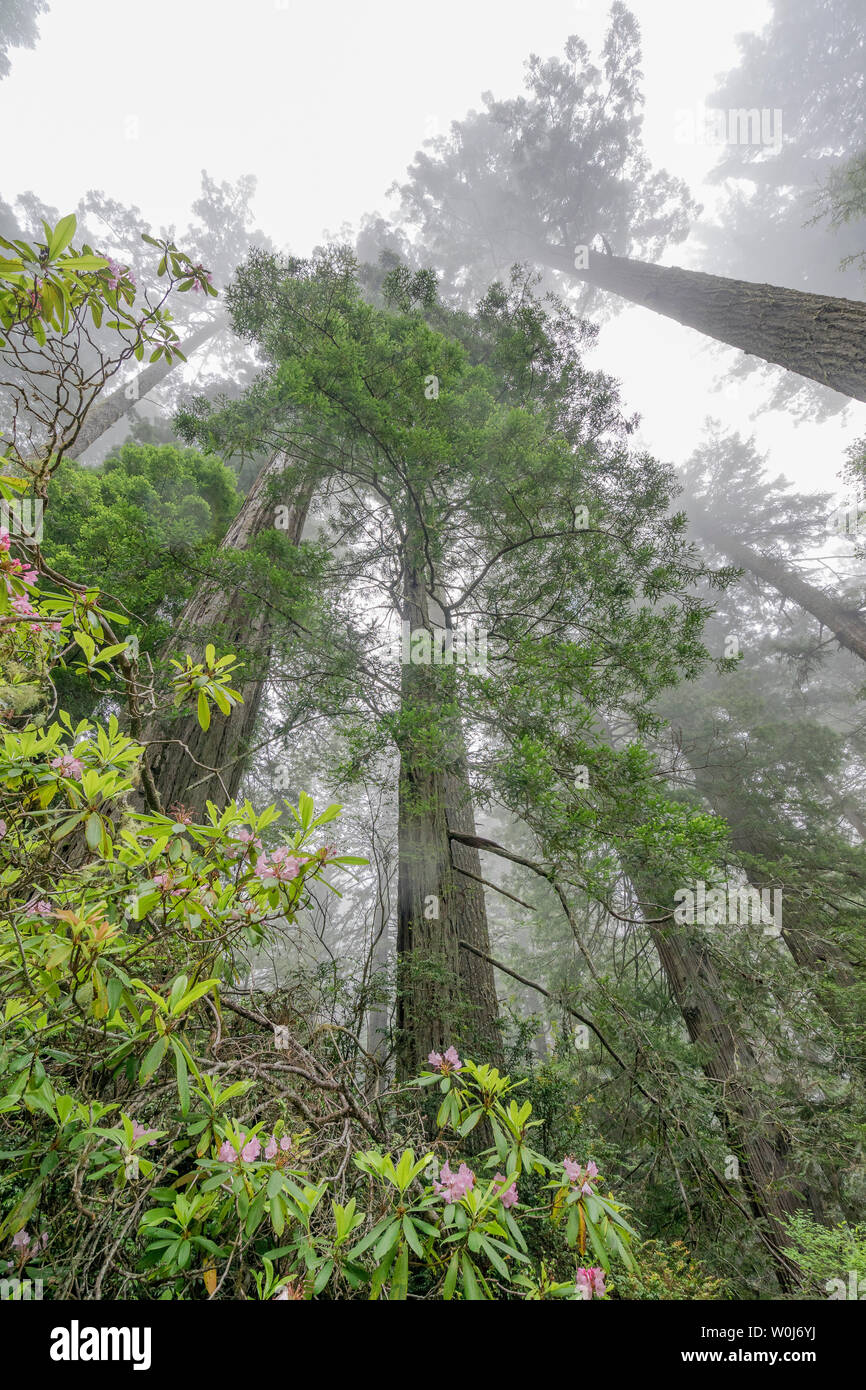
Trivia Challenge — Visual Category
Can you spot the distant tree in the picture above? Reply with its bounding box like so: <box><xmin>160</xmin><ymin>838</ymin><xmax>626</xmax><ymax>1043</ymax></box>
<box><xmin>0</xmin><ymin>0</ymin><xmax>48</xmax><ymax>80</ymax></box>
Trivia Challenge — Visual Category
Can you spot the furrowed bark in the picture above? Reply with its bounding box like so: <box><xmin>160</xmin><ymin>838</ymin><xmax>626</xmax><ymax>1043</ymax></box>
<box><xmin>395</xmin><ymin>546</ymin><xmax>501</xmax><ymax>1077</ymax></box>
<box><xmin>138</xmin><ymin>453</ymin><xmax>311</xmax><ymax>818</ymax></box>
<box><xmin>547</xmin><ymin>247</ymin><xmax>866</xmax><ymax>403</ymax></box>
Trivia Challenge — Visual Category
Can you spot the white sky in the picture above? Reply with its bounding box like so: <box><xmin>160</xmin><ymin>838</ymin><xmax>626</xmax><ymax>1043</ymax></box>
<box><xmin>2</xmin><ymin>0</ymin><xmax>865</xmax><ymax>504</ymax></box>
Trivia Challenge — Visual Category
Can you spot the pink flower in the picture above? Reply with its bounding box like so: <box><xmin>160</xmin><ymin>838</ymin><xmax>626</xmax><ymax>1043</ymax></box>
<box><xmin>494</xmin><ymin>1172</ymin><xmax>518</xmax><ymax>1209</ymax></box>
<box><xmin>51</xmin><ymin>753</ymin><xmax>84</xmax><ymax>779</ymax></box>
<box><xmin>218</xmin><ymin>1139</ymin><xmax>238</xmax><ymax>1163</ymax></box>
<box><xmin>190</xmin><ymin>267</ymin><xmax>213</xmax><ymax>293</ymax></box>
<box><xmin>0</xmin><ymin>528</ymin><xmax>10</xmax><ymax>551</ymax></box>
<box><xmin>264</xmin><ymin>1135</ymin><xmax>278</xmax><ymax>1161</ymax></box>
<box><xmin>131</xmin><ymin>1121</ymin><xmax>157</xmax><ymax>1146</ymax></box>
<box><xmin>279</xmin><ymin>1135</ymin><xmax>292</xmax><ymax>1152</ymax></box>
<box><xmin>428</xmin><ymin>1045</ymin><xmax>462</xmax><ymax>1075</ymax></box>
<box><xmin>433</xmin><ymin>1161</ymin><xmax>475</xmax><ymax>1204</ymax></box>
<box><xmin>227</xmin><ymin>827</ymin><xmax>263</xmax><ymax>859</ymax></box>
<box><xmin>254</xmin><ymin>847</ymin><xmax>303</xmax><ymax>884</ymax></box>
<box><xmin>563</xmin><ymin>1158</ymin><xmax>597</xmax><ymax>1195</ymax></box>
<box><xmin>576</xmin><ymin>1266</ymin><xmax>606</xmax><ymax>1300</ymax></box>
<box><xmin>11</xmin><ymin>593</ymin><xmax>36</xmax><ymax>618</ymax></box>
<box><xmin>241</xmin><ymin>1135</ymin><xmax>262</xmax><ymax>1162</ymax></box>
<box><xmin>11</xmin><ymin>1230</ymin><xmax>30</xmax><ymax>1252</ymax></box>
<box><xmin>24</xmin><ymin>898</ymin><xmax>53</xmax><ymax>917</ymax></box>
<box><xmin>105</xmin><ymin>257</ymin><xmax>124</xmax><ymax>291</ymax></box>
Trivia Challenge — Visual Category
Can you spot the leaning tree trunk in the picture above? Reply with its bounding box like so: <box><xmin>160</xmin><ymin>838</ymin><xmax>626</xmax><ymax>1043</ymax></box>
<box><xmin>687</xmin><ymin>501</ymin><xmax>866</xmax><ymax>665</ymax></box>
<box><xmin>548</xmin><ymin>247</ymin><xmax>866</xmax><ymax>403</ymax></box>
<box><xmin>395</xmin><ymin>544</ymin><xmax>501</xmax><ymax>1077</ymax></box>
<box><xmin>138</xmin><ymin>453</ymin><xmax>311</xmax><ymax>819</ymax></box>
<box><xmin>65</xmin><ymin>317</ymin><xmax>222</xmax><ymax>460</ymax></box>
<box><xmin>626</xmin><ymin>853</ymin><xmax>806</xmax><ymax>1289</ymax></box>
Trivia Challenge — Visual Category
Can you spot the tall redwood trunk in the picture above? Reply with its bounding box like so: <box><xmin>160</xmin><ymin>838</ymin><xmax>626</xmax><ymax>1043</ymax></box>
<box><xmin>548</xmin><ymin>247</ymin><xmax>866</xmax><ymax>403</ymax></box>
<box><xmin>138</xmin><ymin>454</ymin><xmax>310</xmax><ymax>818</ymax></box>
<box><xmin>395</xmin><ymin>547</ymin><xmax>501</xmax><ymax>1076</ymax></box>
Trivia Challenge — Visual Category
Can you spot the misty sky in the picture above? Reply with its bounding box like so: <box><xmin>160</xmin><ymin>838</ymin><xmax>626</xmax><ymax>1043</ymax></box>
<box><xmin>2</xmin><ymin>0</ymin><xmax>864</xmax><ymax>515</ymax></box>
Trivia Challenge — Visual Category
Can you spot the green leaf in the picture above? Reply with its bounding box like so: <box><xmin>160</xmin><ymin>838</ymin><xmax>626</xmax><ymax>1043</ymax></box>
<box><xmin>170</xmin><ymin>1039</ymin><xmax>190</xmax><ymax>1116</ymax></box>
<box><xmin>139</xmin><ymin>1035</ymin><xmax>169</xmax><ymax>1084</ymax></box>
<box><xmin>461</xmin><ymin>1253</ymin><xmax>483</xmax><ymax>1300</ymax></box>
<box><xmin>85</xmin><ymin>812</ymin><xmax>103</xmax><ymax>851</ymax></box>
<box><xmin>389</xmin><ymin>1243</ymin><xmax>409</xmax><ymax>1300</ymax></box>
<box><xmin>197</xmin><ymin>690</ymin><xmax>210</xmax><ymax>731</ymax></box>
<box><xmin>402</xmin><ymin>1215</ymin><xmax>424</xmax><ymax>1258</ymax></box>
<box><xmin>443</xmin><ymin>1251</ymin><xmax>460</xmax><ymax>1300</ymax></box>
<box><xmin>62</xmin><ymin>254</ymin><xmax>108</xmax><ymax>271</ymax></box>
<box><xmin>48</xmin><ymin>214</ymin><xmax>76</xmax><ymax>260</ymax></box>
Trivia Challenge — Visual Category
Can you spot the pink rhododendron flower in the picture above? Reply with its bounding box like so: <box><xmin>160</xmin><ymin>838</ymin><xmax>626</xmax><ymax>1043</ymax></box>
<box><xmin>433</xmin><ymin>1161</ymin><xmax>475</xmax><ymax>1204</ymax></box>
<box><xmin>131</xmin><ymin>1121</ymin><xmax>157</xmax><ymax>1146</ymax></box>
<box><xmin>563</xmin><ymin>1158</ymin><xmax>597</xmax><ymax>1195</ymax></box>
<box><xmin>494</xmin><ymin>1173</ymin><xmax>518</xmax><ymax>1209</ymax></box>
<box><xmin>24</xmin><ymin>898</ymin><xmax>53</xmax><ymax>917</ymax></box>
<box><xmin>576</xmin><ymin>1266</ymin><xmax>606</xmax><ymax>1300</ymax></box>
<box><xmin>11</xmin><ymin>1230</ymin><xmax>30</xmax><ymax>1252</ymax></box>
<box><xmin>427</xmin><ymin>1045</ymin><xmax>462</xmax><ymax>1075</ymax></box>
<box><xmin>254</xmin><ymin>846</ymin><xmax>303</xmax><ymax>884</ymax></box>
<box><xmin>241</xmin><ymin>1135</ymin><xmax>262</xmax><ymax>1163</ymax></box>
<box><xmin>51</xmin><ymin>753</ymin><xmax>84</xmax><ymax>779</ymax></box>
<box><xmin>105</xmin><ymin>257</ymin><xmax>125</xmax><ymax>290</ymax></box>
<box><xmin>265</xmin><ymin>1135</ymin><xmax>278</xmax><ymax>1161</ymax></box>
<box><xmin>227</xmin><ymin>827</ymin><xmax>263</xmax><ymax>858</ymax></box>
<box><xmin>217</xmin><ymin>1139</ymin><xmax>238</xmax><ymax>1163</ymax></box>
<box><xmin>0</xmin><ymin>528</ymin><xmax>10</xmax><ymax>551</ymax></box>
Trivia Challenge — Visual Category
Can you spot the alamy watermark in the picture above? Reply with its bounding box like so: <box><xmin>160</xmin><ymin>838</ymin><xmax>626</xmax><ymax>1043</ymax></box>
<box><xmin>0</xmin><ymin>498</ymin><xmax>43</xmax><ymax>542</ymax></box>
<box><xmin>674</xmin><ymin>105</ymin><xmax>783</xmax><ymax>152</ymax></box>
<box><xmin>825</xmin><ymin>1271</ymin><xmax>866</xmax><ymax>1299</ymax></box>
<box><xmin>829</xmin><ymin>482</ymin><xmax>866</xmax><ymax>538</ymax></box>
<box><xmin>673</xmin><ymin>880</ymin><xmax>782</xmax><ymax>933</ymax></box>
<box><xmin>400</xmin><ymin>621</ymin><xmax>488</xmax><ymax>674</ymax></box>
<box><xmin>0</xmin><ymin>1276</ymin><xmax>43</xmax><ymax>1300</ymax></box>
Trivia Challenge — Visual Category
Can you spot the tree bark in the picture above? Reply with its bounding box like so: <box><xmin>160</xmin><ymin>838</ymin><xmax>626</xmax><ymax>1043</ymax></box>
<box><xmin>548</xmin><ymin>247</ymin><xmax>866</xmax><ymax>403</ymax></box>
<box><xmin>395</xmin><ymin>548</ymin><xmax>501</xmax><ymax>1077</ymax></box>
<box><xmin>138</xmin><ymin>453</ymin><xmax>310</xmax><ymax>818</ymax></box>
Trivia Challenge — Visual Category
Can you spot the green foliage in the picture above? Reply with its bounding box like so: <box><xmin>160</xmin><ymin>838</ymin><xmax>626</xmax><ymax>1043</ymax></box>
<box><xmin>781</xmin><ymin>1215</ymin><xmax>866</xmax><ymax>1296</ymax></box>
<box><xmin>617</xmin><ymin>1240</ymin><xmax>730</xmax><ymax>1301</ymax></box>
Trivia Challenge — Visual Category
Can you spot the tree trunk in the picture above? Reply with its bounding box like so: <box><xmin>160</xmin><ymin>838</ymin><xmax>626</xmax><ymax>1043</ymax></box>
<box><xmin>688</xmin><ymin>503</ymin><xmax>866</xmax><ymax>665</ymax></box>
<box><xmin>549</xmin><ymin>247</ymin><xmax>866</xmax><ymax>403</ymax></box>
<box><xmin>138</xmin><ymin>453</ymin><xmax>310</xmax><ymax>818</ymax></box>
<box><xmin>395</xmin><ymin>550</ymin><xmax>501</xmax><ymax>1076</ymax></box>
<box><xmin>66</xmin><ymin>318</ymin><xmax>222</xmax><ymax>460</ymax></box>
<box><xmin>626</xmin><ymin>854</ymin><xmax>806</xmax><ymax>1287</ymax></box>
